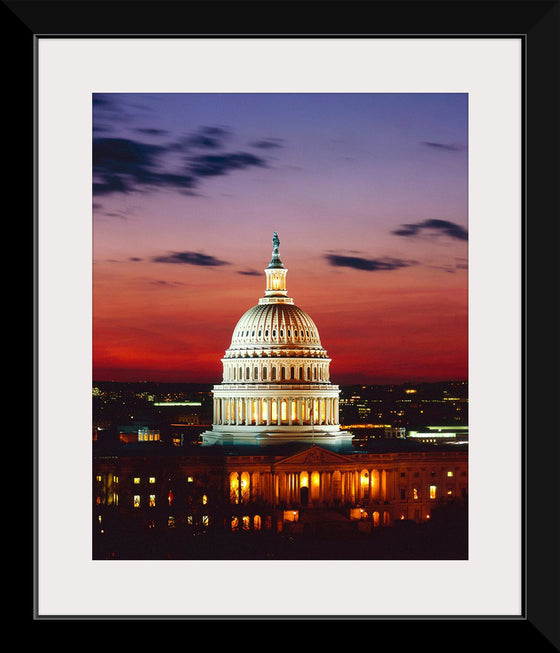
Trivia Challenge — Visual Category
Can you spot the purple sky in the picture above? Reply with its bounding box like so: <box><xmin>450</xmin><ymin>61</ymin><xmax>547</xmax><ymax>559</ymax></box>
<box><xmin>93</xmin><ymin>93</ymin><xmax>468</xmax><ymax>385</ymax></box>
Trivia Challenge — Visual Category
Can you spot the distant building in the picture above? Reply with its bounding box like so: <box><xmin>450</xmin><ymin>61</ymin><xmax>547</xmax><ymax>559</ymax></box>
<box><xmin>407</xmin><ymin>426</ymin><xmax>468</xmax><ymax>444</ymax></box>
<box><xmin>384</xmin><ymin>426</ymin><xmax>407</xmax><ymax>439</ymax></box>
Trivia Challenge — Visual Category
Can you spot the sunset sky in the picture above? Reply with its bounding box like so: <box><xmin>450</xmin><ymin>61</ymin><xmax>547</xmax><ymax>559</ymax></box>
<box><xmin>92</xmin><ymin>92</ymin><xmax>468</xmax><ymax>385</ymax></box>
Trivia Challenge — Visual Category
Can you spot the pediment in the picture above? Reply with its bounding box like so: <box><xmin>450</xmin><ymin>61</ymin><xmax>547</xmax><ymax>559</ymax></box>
<box><xmin>276</xmin><ymin>445</ymin><xmax>351</xmax><ymax>467</ymax></box>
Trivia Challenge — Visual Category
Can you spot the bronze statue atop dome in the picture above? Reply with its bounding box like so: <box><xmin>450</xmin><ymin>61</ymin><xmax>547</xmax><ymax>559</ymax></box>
<box><xmin>268</xmin><ymin>231</ymin><xmax>284</xmax><ymax>269</ymax></box>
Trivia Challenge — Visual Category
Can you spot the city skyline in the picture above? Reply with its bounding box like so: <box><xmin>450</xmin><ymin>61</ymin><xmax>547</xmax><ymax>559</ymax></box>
<box><xmin>93</xmin><ymin>93</ymin><xmax>468</xmax><ymax>385</ymax></box>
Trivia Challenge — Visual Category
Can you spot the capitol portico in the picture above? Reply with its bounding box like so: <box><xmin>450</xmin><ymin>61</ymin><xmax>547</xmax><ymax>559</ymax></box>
<box><xmin>201</xmin><ymin>233</ymin><xmax>353</xmax><ymax>449</ymax></box>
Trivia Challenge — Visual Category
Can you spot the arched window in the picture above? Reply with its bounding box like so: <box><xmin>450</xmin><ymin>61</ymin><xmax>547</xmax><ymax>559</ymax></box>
<box><xmin>272</xmin><ymin>367</ymin><xmax>277</xmax><ymax>380</ymax></box>
<box><xmin>299</xmin><ymin>366</ymin><xmax>303</xmax><ymax>379</ymax></box>
<box><xmin>254</xmin><ymin>366</ymin><xmax>259</xmax><ymax>380</ymax></box>
<box><xmin>263</xmin><ymin>367</ymin><xmax>268</xmax><ymax>380</ymax></box>
<box><xmin>281</xmin><ymin>366</ymin><xmax>286</xmax><ymax>380</ymax></box>
<box><xmin>246</xmin><ymin>366</ymin><xmax>250</xmax><ymax>380</ymax></box>
<box><xmin>290</xmin><ymin>366</ymin><xmax>295</xmax><ymax>379</ymax></box>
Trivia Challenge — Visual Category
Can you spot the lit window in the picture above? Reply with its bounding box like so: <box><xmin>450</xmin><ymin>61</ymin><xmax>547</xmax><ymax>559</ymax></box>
<box><xmin>113</xmin><ymin>475</ymin><xmax>119</xmax><ymax>483</ymax></box>
<box><xmin>133</xmin><ymin>495</ymin><xmax>140</xmax><ymax>508</ymax></box>
<box><xmin>429</xmin><ymin>485</ymin><xmax>437</xmax><ymax>499</ymax></box>
<box><xmin>133</xmin><ymin>477</ymin><xmax>140</xmax><ymax>484</ymax></box>
<box><xmin>202</xmin><ymin>515</ymin><xmax>209</xmax><ymax>526</ymax></box>
<box><xmin>413</xmin><ymin>488</ymin><xmax>419</xmax><ymax>500</ymax></box>
<box><xmin>96</xmin><ymin>475</ymin><xmax>102</xmax><ymax>482</ymax></box>
<box><xmin>202</xmin><ymin>494</ymin><xmax>208</xmax><ymax>505</ymax></box>
<box><xmin>187</xmin><ymin>515</ymin><xmax>194</xmax><ymax>525</ymax></box>
<box><xmin>187</xmin><ymin>476</ymin><xmax>194</xmax><ymax>483</ymax></box>
<box><xmin>149</xmin><ymin>495</ymin><xmax>156</xmax><ymax>507</ymax></box>
<box><xmin>149</xmin><ymin>477</ymin><xmax>156</xmax><ymax>484</ymax></box>
<box><xmin>447</xmin><ymin>471</ymin><xmax>454</xmax><ymax>477</ymax></box>
<box><xmin>168</xmin><ymin>516</ymin><xmax>175</xmax><ymax>528</ymax></box>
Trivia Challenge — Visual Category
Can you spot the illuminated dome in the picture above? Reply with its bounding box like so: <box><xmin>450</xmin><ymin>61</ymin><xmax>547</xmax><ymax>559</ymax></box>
<box><xmin>227</xmin><ymin>303</ymin><xmax>326</xmax><ymax>355</ymax></box>
<box><xmin>201</xmin><ymin>232</ymin><xmax>353</xmax><ymax>449</ymax></box>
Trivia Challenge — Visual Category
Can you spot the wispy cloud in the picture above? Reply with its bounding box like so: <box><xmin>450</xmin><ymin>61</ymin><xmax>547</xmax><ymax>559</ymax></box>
<box><xmin>392</xmin><ymin>219</ymin><xmax>468</xmax><ymax>241</ymax></box>
<box><xmin>152</xmin><ymin>251</ymin><xmax>230</xmax><ymax>267</ymax></box>
<box><xmin>325</xmin><ymin>253</ymin><xmax>417</xmax><ymax>272</ymax></box>
<box><xmin>135</xmin><ymin>128</ymin><xmax>169</xmax><ymax>136</ymax></box>
<box><xmin>250</xmin><ymin>138</ymin><xmax>284</xmax><ymax>150</ymax></box>
<box><xmin>421</xmin><ymin>141</ymin><xmax>465</xmax><ymax>152</ymax></box>
<box><xmin>237</xmin><ymin>269</ymin><xmax>261</xmax><ymax>276</ymax></box>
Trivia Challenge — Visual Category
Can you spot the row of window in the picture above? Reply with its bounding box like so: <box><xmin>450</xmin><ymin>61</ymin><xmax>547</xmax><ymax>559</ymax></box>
<box><xmin>397</xmin><ymin>485</ymin><xmax>458</xmax><ymax>500</ymax></box>
<box><xmin>399</xmin><ymin>470</ymin><xmax>463</xmax><ymax>478</ymax></box>
<box><xmin>95</xmin><ymin>475</ymin><xmax>195</xmax><ymax>485</ymax></box>
<box><xmin>224</xmin><ymin>362</ymin><xmax>329</xmax><ymax>382</ymax></box>
<box><xmin>236</xmin><ymin>327</ymin><xmax>317</xmax><ymax>340</ymax></box>
<box><xmin>131</xmin><ymin>492</ymin><xmax>208</xmax><ymax>508</ymax></box>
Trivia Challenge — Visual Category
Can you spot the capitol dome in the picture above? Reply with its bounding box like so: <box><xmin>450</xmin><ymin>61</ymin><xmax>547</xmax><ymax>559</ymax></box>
<box><xmin>201</xmin><ymin>232</ymin><xmax>353</xmax><ymax>449</ymax></box>
<box><xmin>225</xmin><ymin>302</ymin><xmax>328</xmax><ymax>368</ymax></box>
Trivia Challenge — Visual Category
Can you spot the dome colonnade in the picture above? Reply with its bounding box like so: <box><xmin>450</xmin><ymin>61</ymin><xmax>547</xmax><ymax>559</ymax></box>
<box><xmin>201</xmin><ymin>233</ymin><xmax>353</xmax><ymax>448</ymax></box>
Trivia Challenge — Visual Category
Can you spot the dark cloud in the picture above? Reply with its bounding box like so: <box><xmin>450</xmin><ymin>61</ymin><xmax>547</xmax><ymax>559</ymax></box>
<box><xmin>421</xmin><ymin>141</ymin><xmax>465</xmax><ymax>152</ymax></box>
<box><xmin>92</xmin><ymin>96</ymin><xmax>114</xmax><ymax>108</ymax></box>
<box><xmin>392</xmin><ymin>219</ymin><xmax>468</xmax><ymax>241</ymax></box>
<box><xmin>250</xmin><ymin>138</ymin><xmax>284</xmax><ymax>150</ymax></box>
<box><xmin>152</xmin><ymin>251</ymin><xmax>230</xmax><ymax>267</ymax></box>
<box><xmin>93</xmin><ymin>129</ymin><xmax>269</xmax><ymax>197</ymax></box>
<box><xmin>187</xmin><ymin>152</ymin><xmax>267</xmax><ymax>178</ymax></box>
<box><xmin>325</xmin><ymin>254</ymin><xmax>417</xmax><ymax>272</ymax></box>
<box><xmin>187</xmin><ymin>126</ymin><xmax>231</xmax><ymax>149</ymax></box>
<box><xmin>135</xmin><ymin>128</ymin><xmax>169</xmax><ymax>136</ymax></box>
<box><xmin>92</xmin><ymin>137</ymin><xmax>197</xmax><ymax>196</ymax></box>
<box><xmin>129</xmin><ymin>257</ymin><xmax>143</xmax><ymax>262</ymax></box>
<box><xmin>237</xmin><ymin>269</ymin><xmax>261</xmax><ymax>276</ymax></box>
<box><xmin>167</xmin><ymin>126</ymin><xmax>232</xmax><ymax>152</ymax></box>
<box><xmin>93</xmin><ymin>123</ymin><xmax>113</xmax><ymax>134</ymax></box>
<box><xmin>149</xmin><ymin>280</ymin><xmax>185</xmax><ymax>286</ymax></box>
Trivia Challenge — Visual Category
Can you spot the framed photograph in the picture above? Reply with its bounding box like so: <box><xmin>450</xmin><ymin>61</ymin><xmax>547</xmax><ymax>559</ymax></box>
<box><xmin>15</xmin><ymin>0</ymin><xmax>558</xmax><ymax>641</ymax></box>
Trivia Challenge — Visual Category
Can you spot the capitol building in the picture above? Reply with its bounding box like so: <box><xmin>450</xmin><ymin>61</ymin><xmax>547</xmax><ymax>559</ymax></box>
<box><xmin>201</xmin><ymin>232</ymin><xmax>353</xmax><ymax>449</ymax></box>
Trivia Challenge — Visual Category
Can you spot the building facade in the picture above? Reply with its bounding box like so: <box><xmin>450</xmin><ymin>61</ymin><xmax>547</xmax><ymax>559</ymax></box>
<box><xmin>94</xmin><ymin>442</ymin><xmax>468</xmax><ymax>537</ymax></box>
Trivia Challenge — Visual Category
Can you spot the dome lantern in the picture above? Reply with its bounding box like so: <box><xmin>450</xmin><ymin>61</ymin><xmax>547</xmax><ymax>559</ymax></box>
<box><xmin>263</xmin><ymin>231</ymin><xmax>289</xmax><ymax>301</ymax></box>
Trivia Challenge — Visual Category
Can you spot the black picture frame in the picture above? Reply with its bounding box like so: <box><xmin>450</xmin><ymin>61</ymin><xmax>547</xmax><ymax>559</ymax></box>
<box><xmin>13</xmin><ymin>0</ymin><xmax>558</xmax><ymax>645</ymax></box>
